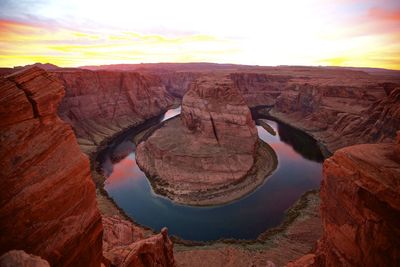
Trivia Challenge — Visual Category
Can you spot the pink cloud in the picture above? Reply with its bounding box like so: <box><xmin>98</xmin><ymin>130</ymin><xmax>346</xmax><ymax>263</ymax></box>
<box><xmin>368</xmin><ymin>7</ymin><xmax>400</xmax><ymax>21</ymax></box>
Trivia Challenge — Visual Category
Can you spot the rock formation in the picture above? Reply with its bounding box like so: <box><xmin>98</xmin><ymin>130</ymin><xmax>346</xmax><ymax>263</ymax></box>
<box><xmin>102</xmin><ymin>216</ymin><xmax>175</xmax><ymax>267</ymax></box>
<box><xmin>0</xmin><ymin>67</ymin><xmax>103</xmax><ymax>266</ymax></box>
<box><xmin>136</xmin><ymin>76</ymin><xmax>277</xmax><ymax>205</ymax></box>
<box><xmin>230</xmin><ymin>72</ymin><xmax>291</xmax><ymax>107</ymax></box>
<box><xmin>0</xmin><ymin>67</ymin><xmax>177</xmax><ymax>267</ymax></box>
<box><xmin>0</xmin><ymin>250</ymin><xmax>50</xmax><ymax>267</ymax></box>
<box><xmin>317</xmin><ymin>135</ymin><xmax>400</xmax><ymax>266</ymax></box>
<box><xmin>54</xmin><ymin>70</ymin><xmax>175</xmax><ymax>154</ymax></box>
<box><xmin>287</xmin><ymin>132</ymin><xmax>400</xmax><ymax>267</ymax></box>
<box><xmin>156</xmin><ymin>71</ymin><xmax>200</xmax><ymax>98</ymax></box>
<box><xmin>272</xmin><ymin>85</ymin><xmax>400</xmax><ymax>153</ymax></box>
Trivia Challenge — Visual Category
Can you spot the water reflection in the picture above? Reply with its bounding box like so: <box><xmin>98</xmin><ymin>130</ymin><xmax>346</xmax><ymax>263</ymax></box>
<box><xmin>161</xmin><ymin>106</ymin><xmax>181</xmax><ymax>122</ymax></box>
<box><xmin>277</xmin><ymin>123</ymin><xmax>324</xmax><ymax>162</ymax></box>
<box><xmin>102</xmin><ymin>112</ymin><xmax>323</xmax><ymax>241</ymax></box>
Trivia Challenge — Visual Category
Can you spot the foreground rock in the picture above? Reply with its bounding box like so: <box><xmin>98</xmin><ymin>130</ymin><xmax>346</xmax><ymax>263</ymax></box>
<box><xmin>0</xmin><ymin>250</ymin><xmax>50</xmax><ymax>267</ymax></box>
<box><xmin>288</xmin><ymin>132</ymin><xmax>400</xmax><ymax>266</ymax></box>
<box><xmin>102</xmin><ymin>216</ymin><xmax>175</xmax><ymax>267</ymax></box>
<box><xmin>137</xmin><ymin>76</ymin><xmax>277</xmax><ymax>205</ymax></box>
<box><xmin>54</xmin><ymin>69</ymin><xmax>175</xmax><ymax>154</ymax></box>
<box><xmin>0</xmin><ymin>67</ymin><xmax>103</xmax><ymax>266</ymax></box>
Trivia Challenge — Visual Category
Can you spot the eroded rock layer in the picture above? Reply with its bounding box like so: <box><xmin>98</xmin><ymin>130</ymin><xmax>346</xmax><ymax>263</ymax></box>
<box><xmin>137</xmin><ymin>76</ymin><xmax>277</xmax><ymax>205</ymax></box>
<box><xmin>288</xmin><ymin>133</ymin><xmax>400</xmax><ymax>267</ymax></box>
<box><xmin>0</xmin><ymin>67</ymin><xmax>103</xmax><ymax>266</ymax></box>
<box><xmin>102</xmin><ymin>216</ymin><xmax>175</xmax><ymax>267</ymax></box>
<box><xmin>54</xmin><ymin>70</ymin><xmax>175</xmax><ymax>154</ymax></box>
<box><xmin>0</xmin><ymin>250</ymin><xmax>50</xmax><ymax>267</ymax></box>
<box><xmin>316</xmin><ymin>136</ymin><xmax>400</xmax><ymax>266</ymax></box>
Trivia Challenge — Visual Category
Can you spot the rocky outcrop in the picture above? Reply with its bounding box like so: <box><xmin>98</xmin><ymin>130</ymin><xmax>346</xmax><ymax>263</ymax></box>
<box><xmin>102</xmin><ymin>216</ymin><xmax>175</xmax><ymax>267</ymax></box>
<box><xmin>137</xmin><ymin>76</ymin><xmax>277</xmax><ymax>205</ymax></box>
<box><xmin>54</xmin><ymin>70</ymin><xmax>175</xmax><ymax>154</ymax></box>
<box><xmin>316</xmin><ymin>136</ymin><xmax>400</xmax><ymax>266</ymax></box>
<box><xmin>0</xmin><ymin>67</ymin><xmax>103</xmax><ymax>266</ymax></box>
<box><xmin>0</xmin><ymin>250</ymin><xmax>50</xmax><ymax>267</ymax></box>
<box><xmin>181</xmin><ymin>76</ymin><xmax>258</xmax><ymax>150</ymax></box>
<box><xmin>288</xmin><ymin>132</ymin><xmax>400</xmax><ymax>267</ymax></box>
<box><xmin>230</xmin><ymin>73</ymin><xmax>292</xmax><ymax>107</ymax></box>
<box><xmin>157</xmin><ymin>71</ymin><xmax>200</xmax><ymax>98</ymax></box>
<box><xmin>271</xmin><ymin>84</ymin><xmax>400</xmax><ymax>153</ymax></box>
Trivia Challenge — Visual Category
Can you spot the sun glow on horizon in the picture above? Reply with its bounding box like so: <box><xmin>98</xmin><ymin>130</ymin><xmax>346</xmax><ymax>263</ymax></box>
<box><xmin>0</xmin><ymin>0</ymin><xmax>399</xmax><ymax>69</ymax></box>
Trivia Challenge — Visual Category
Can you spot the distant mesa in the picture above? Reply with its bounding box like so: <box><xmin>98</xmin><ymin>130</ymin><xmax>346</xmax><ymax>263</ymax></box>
<box><xmin>136</xmin><ymin>76</ymin><xmax>277</xmax><ymax>205</ymax></box>
<box><xmin>14</xmin><ymin>62</ymin><xmax>60</xmax><ymax>71</ymax></box>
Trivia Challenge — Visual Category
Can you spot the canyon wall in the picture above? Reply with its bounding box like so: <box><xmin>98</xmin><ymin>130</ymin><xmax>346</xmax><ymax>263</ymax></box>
<box><xmin>0</xmin><ymin>67</ymin><xmax>103</xmax><ymax>266</ymax></box>
<box><xmin>140</xmin><ymin>69</ymin><xmax>395</xmax><ymax>155</ymax></box>
<box><xmin>316</xmin><ymin>134</ymin><xmax>400</xmax><ymax>266</ymax></box>
<box><xmin>230</xmin><ymin>72</ymin><xmax>291</xmax><ymax>107</ymax></box>
<box><xmin>272</xmin><ymin>85</ymin><xmax>400</xmax><ymax>153</ymax></box>
<box><xmin>0</xmin><ymin>67</ymin><xmax>176</xmax><ymax>267</ymax></box>
<box><xmin>288</xmin><ymin>133</ymin><xmax>400</xmax><ymax>267</ymax></box>
<box><xmin>228</xmin><ymin>70</ymin><xmax>399</xmax><ymax>153</ymax></box>
<box><xmin>54</xmin><ymin>70</ymin><xmax>175</xmax><ymax>154</ymax></box>
<box><xmin>156</xmin><ymin>71</ymin><xmax>200</xmax><ymax>98</ymax></box>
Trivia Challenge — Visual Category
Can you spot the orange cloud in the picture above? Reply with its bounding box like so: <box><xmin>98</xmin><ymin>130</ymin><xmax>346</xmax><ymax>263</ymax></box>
<box><xmin>0</xmin><ymin>19</ymin><xmax>240</xmax><ymax>67</ymax></box>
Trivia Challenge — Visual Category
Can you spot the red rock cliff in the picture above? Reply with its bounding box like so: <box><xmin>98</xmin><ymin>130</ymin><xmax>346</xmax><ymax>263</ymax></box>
<box><xmin>54</xmin><ymin>70</ymin><xmax>175</xmax><ymax>154</ymax></box>
<box><xmin>0</xmin><ymin>67</ymin><xmax>103</xmax><ymax>266</ymax></box>
<box><xmin>315</xmin><ymin>137</ymin><xmax>400</xmax><ymax>266</ymax></box>
<box><xmin>288</xmin><ymin>133</ymin><xmax>400</xmax><ymax>267</ymax></box>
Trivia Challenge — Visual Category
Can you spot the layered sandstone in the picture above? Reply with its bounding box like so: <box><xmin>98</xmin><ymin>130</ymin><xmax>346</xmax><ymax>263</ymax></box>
<box><xmin>288</xmin><ymin>133</ymin><xmax>400</xmax><ymax>267</ymax></box>
<box><xmin>230</xmin><ymin>72</ymin><xmax>291</xmax><ymax>107</ymax></box>
<box><xmin>54</xmin><ymin>70</ymin><xmax>175</xmax><ymax>154</ymax></box>
<box><xmin>156</xmin><ymin>71</ymin><xmax>200</xmax><ymax>98</ymax></box>
<box><xmin>316</xmin><ymin>137</ymin><xmax>400</xmax><ymax>266</ymax></box>
<box><xmin>136</xmin><ymin>76</ymin><xmax>277</xmax><ymax>205</ymax></box>
<box><xmin>0</xmin><ymin>250</ymin><xmax>50</xmax><ymax>267</ymax></box>
<box><xmin>102</xmin><ymin>216</ymin><xmax>175</xmax><ymax>267</ymax></box>
<box><xmin>271</xmin><ymin>85</ymin><xmax>400</xmax><ymax>153</ymax></box>
<box><xmin>0</xmin><ymin>67</ymin><xmax>103</xmax><ymax>266</ymax></box>
<box><xmin>227</xmin><ymin>68</ymin><xmax>400</xmax><ymax>154</ymax></box>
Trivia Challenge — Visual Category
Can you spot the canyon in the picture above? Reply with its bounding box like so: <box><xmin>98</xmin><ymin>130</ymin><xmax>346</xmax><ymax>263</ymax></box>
<box><xmin>136</xmin><ymin>76</ymin><xmax>277</xmax><ymax>205</ymax></box>
<box><xmin>0</xmin><ymin>67</ymin><xmax>175</xmax><ymax>267</ymax></box>
<box><xmin>1</xmin><ymin>63</ymin><xmax>399</xmax><ymax>266</ymax></box>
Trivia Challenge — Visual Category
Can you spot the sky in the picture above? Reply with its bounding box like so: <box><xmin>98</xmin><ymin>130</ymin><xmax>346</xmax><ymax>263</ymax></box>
<box><xmin>0</xmin><ymin>0</ymin><xmax>399</xmax><ymax>69</ymax></box>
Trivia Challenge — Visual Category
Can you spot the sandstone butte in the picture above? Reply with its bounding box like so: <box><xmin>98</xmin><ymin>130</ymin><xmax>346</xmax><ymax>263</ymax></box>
<box><xmin>287</xmin><ymin>132</ymin><xmax>400</xmax><ymax>267</ymax></box>
<box><xmin>136</xmin><ymin>76</ymin><xmax>277</xmax><ymax>205</ymax></box>
<box><xmin>0</xmin><ymin>67</ymin><xmax>175</xmax><ymax>267</ymax></box>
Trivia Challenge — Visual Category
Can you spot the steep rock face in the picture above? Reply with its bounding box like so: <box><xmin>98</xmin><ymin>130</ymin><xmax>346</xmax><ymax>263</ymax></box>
<box><xmin>287</xmin><ymin>134</ymin><xmax>400</xmax><ymax>267</ymax></box>
<box><xmin>0</xmin><ymin>67</ymin><xmax>103</xmax><ymax>266</ymax></box>
<box><xmin>157</xmin><ymin>71</ymin><xmax>200</xmax><ymax>98</ymax></box>
<box><xmin>315</xmin><ymin>138</ymin><xmax>400</xmax><ymax>266</ymax></box>
<box><xmin>271</xmin><ymin>84</ymin><xmax>399</xmax><ymax>153</ymax></box>
<box><xmin>181</xmin><ymin>77</ymin><xmax>258</xmax><ymax>150</ymax></box>
<box><xmin>136</xmin><ymin>76</ymin><xmax>276</xmax><ymax>205</ymax></box>
<box><xmin>275</xmin><ymin>85</ymin><xmax>323</xmax><ymax>114</ymax></box>
<box><xmin>317</xmin><ymin>139</ymin><xmax>400</xmax><ymax>266</ymax></box>
<box><xmin>230</xmin><ymin>73</ymin><xmax>291</xmax><ymax>107</ymax></box>
<box><xmin>54</xmin><ymin>70</ymin><xmax>174</xmax><ymax>154</ymax></box>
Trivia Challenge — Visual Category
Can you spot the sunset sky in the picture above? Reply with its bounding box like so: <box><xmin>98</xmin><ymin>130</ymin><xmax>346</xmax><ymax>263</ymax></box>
<box><xmin>0</xmin><ymin>0</ymin><xmax>399</xmax><ymax>69</ymax></box>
